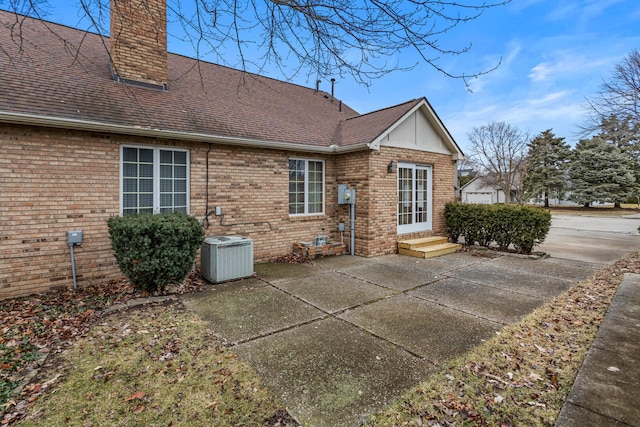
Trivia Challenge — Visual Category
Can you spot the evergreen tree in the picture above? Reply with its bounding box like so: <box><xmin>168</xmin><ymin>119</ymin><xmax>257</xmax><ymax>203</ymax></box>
<box><xmin>522</xmin><ymin>129</ymin><xmax>571</xmax><ymax>207</ymax></box>
<box><xmin>569</xmin><ymin>136</ymin><xmax>636</xmax><ymax>207</ymax></box>
<box><xmin>597</xmin><ymin>115</ymin><xmax>640</xmax><ymax>203</ymax></box>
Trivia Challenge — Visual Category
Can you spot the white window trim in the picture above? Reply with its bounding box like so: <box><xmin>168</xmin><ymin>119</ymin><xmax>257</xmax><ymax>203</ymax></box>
<box><xmin>289</xmin><ymin>158</ymin><xmax>325</xmax><ymax>217</ymax></box>
<box><xmin>397</xmin><ymin>162</ymin><xmax>432</xmax><ymax>234</ymax></box>
<box><xmin>119</xmin><ymin>144</ymin><xmax>190</xmax><ymax>215</ymax></box>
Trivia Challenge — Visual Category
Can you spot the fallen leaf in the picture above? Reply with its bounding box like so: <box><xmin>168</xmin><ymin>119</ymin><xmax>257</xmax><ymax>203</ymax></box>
<box><xmin>133</xmin><ymin>404</ymin><xmax>145</xmax><ymax>414</ymax></box>
<box><xmin>528</xmin><ymin>372</ymin><xmax>542</xmax><ymax>382</ymax></box>
<box><xmin>125</xmin><ymin>391</ymin><xmax>146</xmax><ymax>401</ymax></box>
<box><xmin>607</xmin><ymin>366</ymin><xmax>620</xmax><ymax>372</ymax></box>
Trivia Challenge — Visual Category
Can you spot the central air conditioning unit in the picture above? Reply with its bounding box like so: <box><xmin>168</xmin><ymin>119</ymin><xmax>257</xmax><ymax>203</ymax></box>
<box><xmin>201</xmin><ymin>236</ymin><xmax>254</xmax><ymax>283</ymax></box>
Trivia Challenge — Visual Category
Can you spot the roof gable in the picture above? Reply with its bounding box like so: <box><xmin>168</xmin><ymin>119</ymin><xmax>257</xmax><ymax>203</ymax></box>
<box><xmin>374</xmin><ymin>99</ymin><xmax>463</xmax><ymax>159</ymax></box>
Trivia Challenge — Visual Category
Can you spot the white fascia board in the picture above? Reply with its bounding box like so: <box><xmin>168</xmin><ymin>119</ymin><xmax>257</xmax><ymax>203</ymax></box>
<box><xmin>0</xmin><ymin>112</ymin><xmax>370</xmax><ymax>154</ymax></box>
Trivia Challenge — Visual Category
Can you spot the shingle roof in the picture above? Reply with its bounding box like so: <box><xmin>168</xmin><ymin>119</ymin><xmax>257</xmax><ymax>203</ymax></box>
<box><xmin>0</xmin><ymin>10</ymin><xmax>451</xmax><ymax>152</ymax></box>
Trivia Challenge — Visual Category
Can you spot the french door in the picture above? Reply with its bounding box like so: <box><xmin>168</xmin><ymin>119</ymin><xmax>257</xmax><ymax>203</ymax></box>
<box><xmin>397</xmin><ymin>162</ymin><xmax>432</xmax><ymax>234</ymax></box>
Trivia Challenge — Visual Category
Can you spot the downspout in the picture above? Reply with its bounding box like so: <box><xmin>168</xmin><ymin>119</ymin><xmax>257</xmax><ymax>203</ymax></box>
<box><xmin>203</xmin><ymin>143</ymin><xmax>213</xmax><ymax>228</ymax></box>
<box><xmin>350</xmin><ymin>202</ymin><xmax>355</xmax><ymax>256</ymax></box>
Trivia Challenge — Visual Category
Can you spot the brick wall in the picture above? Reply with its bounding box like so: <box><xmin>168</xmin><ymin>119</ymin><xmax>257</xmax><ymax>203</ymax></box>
<box><xmin>0</xmin><ymin>125</ymin><xmax>456</xmax><ymax>299</ymax></box>
<box><xmin>110</xmin><ymin>0</ymin><xmax>168</xmax><ymax>86</ymax></box>
<box><xmin>1</xmin><ymin>126</ymin><xmax>121</xmax><ymax>298</ymax></box>
<box><xmin>334</xmin><ymin>146</ymin><xmax>456</xmax><ymax>257</ymax></box>
<box><xmin>0</xmin><ymin>126</ymin><xmax>337</xmax><ymax>298</ymax></box>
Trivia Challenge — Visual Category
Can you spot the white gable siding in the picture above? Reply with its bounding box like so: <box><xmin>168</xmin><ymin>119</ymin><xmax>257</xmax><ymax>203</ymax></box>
<box><xmin>380</xmin><ymin>110</ymin><xmax>452</xmax><ymax>155</ymax></box>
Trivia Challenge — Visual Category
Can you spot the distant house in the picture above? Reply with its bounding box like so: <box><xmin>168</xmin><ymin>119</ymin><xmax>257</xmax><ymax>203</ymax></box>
<box><xmin>0</xmin><ymin>3</ymin><xmax>463</xmax><ymax>298</ymax></box>
<box><xmin>460</xmin><ymin>177</ymin><xmax>518</xmax><ymax>204</ymax></box>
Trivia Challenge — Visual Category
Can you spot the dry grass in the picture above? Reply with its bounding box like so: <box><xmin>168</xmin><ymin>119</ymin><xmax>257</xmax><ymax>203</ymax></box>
<box><xmin>15</xmin><ymin>302</ymin><xmax>295</xmax><ymax>427</ymax></box>
<box><xmin>366</xmin><ymin>251</ymin><xmax>640</xmax><ymax>426</ymax></box>
<box><xmin>546</xmin><ymin>205</ymin><xmax>640</xmax><ymax>216</ymax></box>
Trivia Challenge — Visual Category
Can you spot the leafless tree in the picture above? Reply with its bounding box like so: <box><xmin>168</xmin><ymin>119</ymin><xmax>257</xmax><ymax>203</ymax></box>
<box><xmin>4</xmin><ymin>0</ymin><xmax>509</xmax><ymax>87</ymax></box>
<box><xmin>467</xmin><ymin>121</ymin><xmax>529</xmax><ymax>203</ymax></box>
<box><xmin>584</xmin><ymin>49</ymin><xmax>640</xmax><ymax>130</ymax></box>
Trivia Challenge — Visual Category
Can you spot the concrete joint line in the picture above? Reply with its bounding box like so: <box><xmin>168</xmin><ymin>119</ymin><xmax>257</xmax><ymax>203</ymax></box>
<box><xmin>226</xmin><ymin>315</ymin><xmax>330</xmax><ymax>348</ymax></box>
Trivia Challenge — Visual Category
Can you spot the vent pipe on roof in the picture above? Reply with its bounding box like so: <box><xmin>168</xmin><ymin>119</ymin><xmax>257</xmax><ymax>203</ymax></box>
<box><xmin>315</xmin><ymin>80</ymin><xmax>321</xmax><ymax>92</ymax></box>
<box><xmin>330</xmin><ymin>78</ymin><xmax>335</xmax><ymax>100</ymax></box>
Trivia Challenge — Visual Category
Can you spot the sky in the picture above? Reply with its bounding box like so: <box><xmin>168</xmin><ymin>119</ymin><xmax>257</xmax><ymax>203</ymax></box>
<box><xmin>35</xmin><ymin>0</ymin><xmax>640</xmax><ymax>152</ymax></box>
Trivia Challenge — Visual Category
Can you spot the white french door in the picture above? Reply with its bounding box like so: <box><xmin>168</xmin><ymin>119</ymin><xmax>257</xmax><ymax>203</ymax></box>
<box><xmin>397</xmin><ymin>162</ymin><xmax>432</xmax><ymax>234</ymax></box>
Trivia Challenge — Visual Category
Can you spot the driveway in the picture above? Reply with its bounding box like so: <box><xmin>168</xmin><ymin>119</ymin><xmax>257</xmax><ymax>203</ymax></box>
<box><xmin>537</xmin><ymin>213</ymin><xmax>640</xmax><ymax>264</ymax></box>
<box><xmin>181</xmin><ymin>214</ymin><xmax>640</xmax><ymax>426</ymax></box>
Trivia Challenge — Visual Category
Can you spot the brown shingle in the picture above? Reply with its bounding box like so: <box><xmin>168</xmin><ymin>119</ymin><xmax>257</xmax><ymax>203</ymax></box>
<box><xmin>0</xmin><ymin>11</ymin><xmax>426</xmax><ymax>149</ymax></box>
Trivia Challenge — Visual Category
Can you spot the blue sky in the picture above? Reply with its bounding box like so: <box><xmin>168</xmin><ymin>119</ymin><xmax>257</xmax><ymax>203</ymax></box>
<box><xmin>40</xmin><ymin>1</ymin><xmax>640</xmax><ymax>151</ymax></box>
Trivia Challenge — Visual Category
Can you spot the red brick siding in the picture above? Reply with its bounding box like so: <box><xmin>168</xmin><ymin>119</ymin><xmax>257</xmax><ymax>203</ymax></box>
<box><xmin>110</xmin><ymin>0</ymin><xmax>168</xmax><ymax>86</ymax></box>
<box><xmin>0</xmin><ymin>125</ymin><xmax>456</xmax><ymax>298</ymax></box>
<box><xmin>333</xmin><ymin>147</ymin><xmax>455</xmax><ymax>257</ymax></box>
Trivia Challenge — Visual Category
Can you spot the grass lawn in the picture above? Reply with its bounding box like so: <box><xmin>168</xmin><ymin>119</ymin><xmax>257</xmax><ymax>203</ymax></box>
<box><xmin>14</xmin><ymin>303</ymin><xmax>294</xmax><ymax>426</ymax></box>
<box><xmin>546</xmin><ymin>204</ymin><xmax>640</xmax><ymax>216</ymax></box>
<box><xmin>2</xmin><ymin>251</ymin><xmax>639</xmax><ymax>426</ymax></box>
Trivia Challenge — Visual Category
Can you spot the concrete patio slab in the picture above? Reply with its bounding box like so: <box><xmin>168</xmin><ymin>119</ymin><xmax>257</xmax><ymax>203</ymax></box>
<box><xmin>253</xmin><ymin>261</ymin><xmax>321</xmax><ymax>283</ymax></box>
<box><xmin>410</xmin><ymin>277</ymin><xmax>545</xmax><ymax>324</ymax></box>
<box><xmin>232</xmin><ymin>317</ymin><xmax>436</xmax><ymax>427</ymax></box>
<box><xmin>180</xmin><ymin>214</ymin><xmax>640</xmax><ymax>427</ymax></box>
<box><xmin>181</xmin><ymin>279</ymin><xmax>324</xmax><ymax>344</ymax></box>
<box><xmin>314</xmin><ymin>255</ymin><xmax>376</xmax><ymax>270</ymax></box>
<box><xmin>446</xmin><ymin>262</ymin><xmax>574</xmax><ymax>299</ymax></box>
<box><xmin>339</xmin><ymin>294</ymin><xmax>502</xmax><ymax>362</ymax></box>
<box><xmin>337</xmin><ymin>262</ymin><xmax>440</xmax><ymax>291</ymax></box>
<box><xmin>375</xmin><ymin>252</ymin><xmax>486</xmax><ymax>274</ymax></box>
<box><xmin>273</xmin><ymin>271</ymin><xmax>396</xmax><ymax>313</ymax></box>
<box><xmin>489</xmin><ymin>256</ymin><xmax>601</xmax><ymax>281</ymax></box>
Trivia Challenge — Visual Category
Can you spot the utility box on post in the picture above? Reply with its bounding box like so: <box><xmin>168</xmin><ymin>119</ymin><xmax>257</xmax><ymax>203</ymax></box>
<box><xmin>338</xmin><ymin>184</ymin><xmax>356</xmax><ymax>205</ymax></box>
<box><xmin>67</xmin><ymin>230</ymin><xmax>83</xmax><ymax>245</ymax></box>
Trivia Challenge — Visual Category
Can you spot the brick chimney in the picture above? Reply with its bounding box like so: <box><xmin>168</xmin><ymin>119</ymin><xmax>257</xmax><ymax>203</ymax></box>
<box><xmin>110</xmin><ymin>0</ymin><xmax>168</xmax><ymax>89</ymax></box>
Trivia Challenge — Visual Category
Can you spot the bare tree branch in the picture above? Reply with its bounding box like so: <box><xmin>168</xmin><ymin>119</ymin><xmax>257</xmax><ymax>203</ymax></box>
<box><xmin>2</xmin><ymin>0</ymin><xmax>510</xmax><ymax>88</ymax></box>
<box><xmin>467</xmin><ymin>121</ymin><xmax>529</xmax><ymax>203</ymax></box>
<box><xmin>583</xmin><ymin>48</ymin><xmax>640</xmax><ymax>132</ymax></box>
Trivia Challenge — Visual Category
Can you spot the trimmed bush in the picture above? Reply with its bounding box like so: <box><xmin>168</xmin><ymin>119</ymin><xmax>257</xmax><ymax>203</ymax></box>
<box><xmin>445</xmin><ymin>202</ymin><xmax>551</xmax><ymax>254</ymax></box>
<box><xmin>107</xmin><ymin>213</ymin><xmax>205</xmax><ymax>292</ymax></box>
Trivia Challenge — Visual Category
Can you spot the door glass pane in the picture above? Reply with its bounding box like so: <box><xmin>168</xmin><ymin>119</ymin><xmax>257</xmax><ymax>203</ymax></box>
<box><xmin>398</xmin><ymin>167</ymin><xmax>413</xmax><ymax>225</ymax></box>
<box><xmin>416</xmin><ymin>168</ymin><xmax>428</xmax><ymax>223</ymax></box>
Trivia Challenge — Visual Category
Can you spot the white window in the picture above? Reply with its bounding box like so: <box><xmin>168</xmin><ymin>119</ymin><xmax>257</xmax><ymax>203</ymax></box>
<box><xmin>121</xmin><ymin>146</ymin><xmax>189</xmax><ymax>215</ymax></box>
<box><xmin>397</xmin><ymin>162</ymin><xmax>432</xmax><ymax>234</ymax></box>
<box><xmin>289</xmin><ymin>158</ymin><xmax>325</xmax><ymax>215</ymax></box>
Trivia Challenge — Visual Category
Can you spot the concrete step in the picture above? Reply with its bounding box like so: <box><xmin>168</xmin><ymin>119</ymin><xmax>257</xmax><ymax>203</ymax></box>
<box><xmin>398</xmin><ymin>242</ymin><xmax>462</xmax><ymax>259</ymax></box>
<box><xmin>397</xmin><ymin>236</ymin><xmax>449</xmax><ymax>251</ymax></box>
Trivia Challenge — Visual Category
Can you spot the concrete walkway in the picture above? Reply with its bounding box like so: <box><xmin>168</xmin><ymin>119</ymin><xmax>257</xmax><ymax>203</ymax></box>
<box><xmin>182</xmin><ymin>253</ymin><xmax>600</xmax><ymax>426</ymax></box>
<box><xmin>555</xmin><ymin>273</ymin><xmax>640</xmax><ymax>427</ymax></box>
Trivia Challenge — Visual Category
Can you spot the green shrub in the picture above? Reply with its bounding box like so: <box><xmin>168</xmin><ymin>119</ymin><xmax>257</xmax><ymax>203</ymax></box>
<box><xmin>445</xmin><ymin>202</ymin><xmax>551</xmax><ymax>254</ymax></box>
<box><xmin>107</xmin><ymin>213</ymin><xmax>205</xmax><ymax>292</ymax></box>
<box><xmin>510</xmin><ymin>206</ymin><xmax>551</xmax><ymax>253</ymax></box>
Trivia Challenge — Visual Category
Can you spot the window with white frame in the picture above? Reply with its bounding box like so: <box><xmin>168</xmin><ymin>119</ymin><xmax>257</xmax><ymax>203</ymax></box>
<box><xmin>121</xmin><ymin>146</ymin><xmax>189</xmax><ymax>216</ymax></box>
<box><xmin>397</xmin><ymin>162</ymin><xmax>432</xmax><ymax>234</ymax></box>
<box><xmin>289</xmin><ymin>158</ymin><xmax>324</xmax><ymax>215</ymax></box>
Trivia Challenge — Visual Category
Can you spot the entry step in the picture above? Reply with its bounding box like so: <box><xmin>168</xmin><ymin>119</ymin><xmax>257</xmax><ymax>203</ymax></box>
<box><xmin>398</xmin><ymin>236</ymin><xmax>461</xmax><ymax>259</ymax></box>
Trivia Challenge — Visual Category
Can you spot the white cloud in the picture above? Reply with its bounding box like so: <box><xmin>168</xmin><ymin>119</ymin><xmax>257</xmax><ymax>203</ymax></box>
<box><xmin>528</xmin><ymin>63</ymin><xmax>551</xmax><ymax>82</ymax></box>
